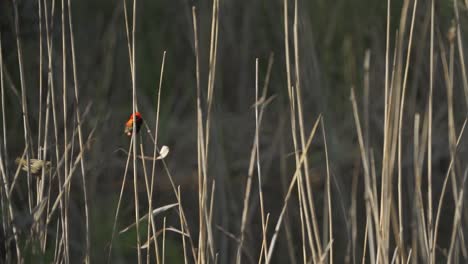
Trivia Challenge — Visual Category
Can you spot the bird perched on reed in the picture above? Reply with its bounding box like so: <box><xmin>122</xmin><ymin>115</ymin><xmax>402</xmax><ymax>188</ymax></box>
<box><xmin>15</xmin><ymin>158</ymin><xmax>51</xmax><ymax>176</ymax></box>
<box><xmin>124</xmin><ymin>112</ymin><xmax>143</xmax><ymax>136</ymax></box>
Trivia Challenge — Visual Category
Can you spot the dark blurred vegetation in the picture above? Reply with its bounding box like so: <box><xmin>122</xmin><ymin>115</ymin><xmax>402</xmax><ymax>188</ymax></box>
<box><xmin>1</xmin><ymin>0</ymin><xmax>468</xmax><ymax>262</ymax></box>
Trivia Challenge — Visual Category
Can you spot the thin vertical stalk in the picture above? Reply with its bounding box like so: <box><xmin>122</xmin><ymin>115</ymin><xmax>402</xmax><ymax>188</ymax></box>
<box><xmin>162</xmin><ymin>217</ymin><xmax>167</xmax><ymax>264</ymax></box>
<box><xmin>60</xmin><ymin>0</ymin><xmax>71</xmax><ymax>262</ymax></box>
<box><xmin>39</xmin><ymin>89</ymin><xmax>51</xmax><ymax>250</ymax></box>
<box><xmin>178</xmin><ymin>187</ymin><xmax>188</xmax><ymax>264</ymax></box>
<box><xmin>293</xmin><ymin>0</ymin><xmax>322</xmax><ymax>258</ymax></box>
<box><xmin>204</xmin><ymin>0</ymin><xmax>219</xmax><ymax>157</ymax></box>
<box><xmin>432</xmin><ymin>119</ymin><xmax>467</xmax><ymax>259</ymax></box>
<box><xmin>283</xmin><ymin>0</ymin><xmax>315</xmax><ymax>260</ymax></box>
<box><xmin>130</xmin><ymin>0</ymin><xmax>142</xmax><ymax>262</ymax></box>
<box><xmin>38</xmin><ymin>0</ymin><xmax>44</xmax><ymax>158</ymax></box>
<box><xmin>0</xmin><ymin>34</ymin><xmax>7</xmax><ymax>182</ymax></box>
<box><xmin>266</xmin><ymin>116</ymin><xmax>321</xmax><ymax>262</ymax></box>
<box><xmin>107</xmin><ymin>137</ymin><xmax>134</xmax><ymax>262</ymax></box>
<box><xmin>148</xmin><ymin>51</ymin><xmax>167</xmax><ymax>264</ymax></box>
<box><xmin>66</xmin><ymin>0</ymin><xmax>90</xmax><ymax>261</ymax></box>
<box><xmin>192</xmin><ymin>6</ymin><xmax>208</xmax><ymax>264</ymax></box>
<box><xmin>350</xmin><ymin>87</ymin><xmax>378</xmax><ymax>264</ymax></box>
<box><xmin>447</xmin><ymin>170</ymin><xmax>468</xmax><ymax>262</ymax></box>
<box><xmin>384</xmin><ymin>0</ymin><xmax>391</xmax><ymax>137</ymax></box>
<box><xmin>321</xmin><ymin>117</ymin><xmax>333</xmax><ymax>263</ymax></box>
<box><xmin>427</xmin><ymin>0</ymin><xmax>434</xmax><ymax>262</ymax></box>
<box><xmin>236</xmin><ymin>54</ymin><xmax>274</xmax><ymax>263</ymax></box>
<box><xmin>453</xmin><ymin>0</ymin><xmax>468</xmax><ymax>107</ymax></box>
<box><xmin>12</xmin><ymin>0</ymin><xmax>33</xmax><ymax>216</ymax></box>
<box><xmin>397</xmin><ymin>1</ymin><xmax>418</xmax><ymax>262</ymax></box>
<box><xmin>203</xmin><ymin>0</ymin><xmax>219</xmax><ymax>258</ymax></box>
<box><xmin>0</xmin><ymin>37</ymin><xmax>21</xmax><ymax>259</ymax></box>
<box><xmin>254</xmin><ymin>59</ymin><xmax>268</xmax><ymax>263</ymax></box>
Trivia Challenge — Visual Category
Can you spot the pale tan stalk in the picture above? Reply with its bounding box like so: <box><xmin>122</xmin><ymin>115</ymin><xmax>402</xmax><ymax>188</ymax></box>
<box><xmin>432</xmin><ymin>119</ymin><xmax>467</xmax><ymax>257</ymax></box>
<box><xmin>413</xmin><ymin>113</ymin><xmax>429</xmax><ymax>261</ymax></box>
<box><xmin>321</xmin><ymin>117</ymin><xmax>333</xmax><ymax>263</ymax></box>
<box><xmin>138</xmin><ymin>141</ymin><xmax>153</xmax><ymax>264</ymax></box>
<box><xmin>384</xmin><ymin>0</ymin><xmax>391</xmax><ymax>141</ymax></box>
<box><xmin>278</xmin><ymin>113</ymin><xmax>297</xmax><ymax>264</ymax></box>
<box><xmin>192</xmin><ymin>6</ymin><xmax>207</xmax><ymax>264</ymax></box>
<box><xmin>349</xmin><ymin>159</ymin><xmax>360</xmax><ymax>263</ymax></box>
<box><xmin>0</xmin><ymin>35</ymin><xmax>6</xmax><ymax>175</ymax></box>
<box><xmin>0</xmin><ymin>34</ymin><xmax>13</xmax><ymax>262</ymax></box>
<box><xmin>236</xmin><ymin>54</ymin><xmax>274</xmax><ymax>263</ymax></box>
<box><xmin>203</xmin><ymin>1</ymin><xmax>219</xmax><ymax>258</ymax></box>
<box><xmin>440</xmin><ymin>24</ymin><xmax>468</xmax><ymax>256</ymax></box>
<box><xmin>350</xmin><ymin>87</ymin><xmax>381</xmax><ymax>264</ymax></box>
<box><xmin>13</xmin><ymin>0</ymin><xmax>33</xmax><ymax>220</ymax></box>
<box><xmin>283</xmin><ymin>0</ymin><xmax>314</xmax><ymax>260</ymax></box>
<box><xmin>254</xmin><ymin>59</ymin><xmax>268</xmax><ymax>263</ymax></box>
<box><xmin>453</xmin><ymin>0</ymin><xmax>468</xmax><ymax>106</ymax></box>
<box><xmin>293</xmin><ymin>0</ymin><xmax>322</xmax><ymax>259</ymax></box>
<box><xmin>47</xmin><ymin>129</ymin><xmax>95</xmax><ymax>223</ymax></box>
<box><xmin>397</xmin><ymin>1</ymin><xmax>418</xmax><ymax>262</ymax></box>
<box><xmin>130</xmin><ymin>0</ymin><xmax>142</xmax><ymax>261</ymax></box>
<box><xmin>266</xmin><ymin>116</ymin><xmax>321</xmax><ymax>262</ymax></box>
<box><xmin>427</xmin><ymin>0</ymin><xmax>434</xmax><ymax>262</ymax></box>
<box><xmin>38</xmin><ymin>0</ymin><xmax>44</xmax><ymax>158</ymax></box>
<box><xmin>66</xmin><ymin>0</ymin><xmax>90</xmax><ymax>261</ymax></box>
<box><xmin>60</xmin><ymin>0</ymin><xmax>71</xmax><ymax>260</ymax></box>
<box><xmin>148</xmin><ymin>51</ymin><xmax>167</xmax><ymax>264</ymax></box>
<box><xmin>178</xmin><ymin>187</ymin><xmax>188</xmax><ymax>264</ymax></box>
<box><xmin>162</xmin><ymin>217</ymin><xmax>167</xmax><ymax>264</ymax></box>
<box><xmin>447</xmin><ymin>170</ymin><xmax>468</xmax><ymax>262</ymax></box>
<box><xmin>204</xmin><ymin>0</ymin><xmax>219</xmax><ymax>157</ymax></box>
<box><xmin>123</xmin><ymin>0</ymin><xmax>134</xmax><ymax>77</ymax></box>
<box><xmin>0</xmin><ymin>106</ymin><xmax>21</xmax><ymax>260</ymax></box>
<box><xmin>42</xmin><ymin>0</ymin><xmax>60</xmax><ymax>253</ymax></box>
<box><xmin>257</xmin><ymin>213</ymin><xmax>270</xmax><ymax>264</ymax></box>
<box><xmin>361</xmin><ymin>218</ymin><xmax>369</xmax><ymax>264</ymax></box>
<box><xmin>39</xmin><ymin>81</ymin><xmax>51</xmax><ymax>251</ymax></box>
<box><xmin>142</xmin><ymin>128</ymin><xmax>198</xmax><ymax>262</ymax></box>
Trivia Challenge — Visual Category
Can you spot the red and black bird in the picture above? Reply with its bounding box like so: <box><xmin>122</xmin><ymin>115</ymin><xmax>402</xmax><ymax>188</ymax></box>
<box><xmin>124</xmin><ymin>112</ymin><xmax>143</xmax><ymax>136</ymax></box>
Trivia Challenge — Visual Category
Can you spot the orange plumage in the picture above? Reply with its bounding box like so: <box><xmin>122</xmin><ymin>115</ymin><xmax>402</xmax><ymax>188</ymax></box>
<box><xmin>124</xmin><ymin>112</ymin><xmax>143</xmax><ymax>136</ymax></box>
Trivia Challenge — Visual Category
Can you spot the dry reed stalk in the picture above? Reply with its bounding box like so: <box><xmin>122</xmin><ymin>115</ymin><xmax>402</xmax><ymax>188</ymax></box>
<box><xmin>432</xmin><ymin>119</ymin><xmax>467</xmax><ymax>259</ymax></box>
<box><xmin>178</xmin><ymin>186</ymin><xmax>188</xmax><ymax>264</ymax></box>
<box><xmin>143</xmin><ymin>50</ymin><xmax>167</xmax><ymax>264</ymax></box>
<box><xmin>396</xmin><ymin>0</ymin><xmax>418</xmax><ymax>262</ymax></box>
<box><xmin>282</xmin><ymin>0</ymin><xmax>315</xmax><ymax>261</ymax></box>
<box><xmin>293</xmin><ymin>1</ymin><xmax>322</xmax><ymax>258</ymax></box>
<box><xmin>203</xmin><ymin>1</ymin><xmax>219</xmax><ymax>258</ymax></box>
<box><xmin>162</xmin><ymin>217</ymin><xmax>167</xmax><ymax>264</ymax></box>
<box><xmin>191</xmin><ymin>7</ymin><xmax>207</xmax><ymax>264</ymax></box>
<box><xmin>130</xmin><ymin>0</ymin><xmax>142</xmax><ymax>261</ymax></box>
<box><xmin>66</xmin><ymin>0</ymin><xmax>90</xmax><ymax>261</ymax></box>
<box><xmin>266</xmin><ymin>116</ymin><xmax>321</xmax><ymax>262</ymax></box>
<box><xmin>107</xmin><ymin>1</ymin><xmax>140</xmax><ymax>260</ymax></box>
<box><xmin>41</xmin><ymin>0</ymin><xmax>58</xmax><ymax>251</ymax></box>
<box><xmin>427</xmin><ymin>0</ymin><xmax>434</xmax><ymax>261</ymax></box>
<box><xmin>453</xmin><ymin>0</ymin><xmax>468</xmax><ymax>106</ymax></box>
<box><xmin>321</xmin><ymin>117</ymin><xmax>333</xmax><ymax>263</ymax></box>
<box><xmin>253</xmin><ymin>58</ymin><xmax>269</xmax><ymax>263</ymax></box>
<box><xmin>350</xmin><ymin>87</ymin><xmax>380</xmax><ymax>264</ymax></box>
<box><xmin>0</xmin><ymin>41</ymin><xmax>22</xmax><ymax>257</ymax></box>
<box><xmin>237</xmin><ymin>53</ymin><xmax>274</xmax><ymax>264</ymax></box>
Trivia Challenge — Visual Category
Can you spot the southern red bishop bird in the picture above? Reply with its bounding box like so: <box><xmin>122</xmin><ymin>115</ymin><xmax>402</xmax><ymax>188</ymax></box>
<box><xmin>125</xmin><ymin>112</ymin><xmax>143</xmax><ymax>136</ymax></box>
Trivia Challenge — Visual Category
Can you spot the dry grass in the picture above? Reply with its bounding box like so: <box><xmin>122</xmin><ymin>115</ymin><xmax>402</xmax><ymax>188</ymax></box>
<box><xmin>0</xmin><ymin>0</ymin><xmax>467</xmax><ymax>263</ymax></box>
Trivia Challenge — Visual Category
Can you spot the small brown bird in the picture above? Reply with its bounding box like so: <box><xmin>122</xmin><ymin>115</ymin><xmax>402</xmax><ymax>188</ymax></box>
<box><xmin>124</xmin><ymin>112</ymin><xmax>143</xmax><ymax>136</ymax></box>
<box><xmin>15</xmin><ymin>158</ymin><xmax>51</xmax><ymax>175</ymax></box>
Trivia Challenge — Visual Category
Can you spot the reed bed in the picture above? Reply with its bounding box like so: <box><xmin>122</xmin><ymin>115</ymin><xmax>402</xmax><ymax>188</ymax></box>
<box><xmin>0</xmin><ymin>0</ymin><xmax>467</xmax><ymax>263</ymax></box>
